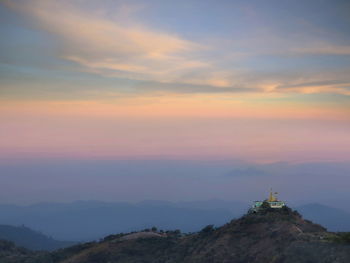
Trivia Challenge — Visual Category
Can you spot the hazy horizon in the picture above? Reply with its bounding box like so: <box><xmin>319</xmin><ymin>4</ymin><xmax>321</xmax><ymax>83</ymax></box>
<box><xmin>1</xmin><ymin>1</ymin><xmax>350</xmax><ymax>208</ymax></box>
<box><xmin>1</xmin><ymin>158</ymin><xmax>349</xmax><ymax>209</ymax></box>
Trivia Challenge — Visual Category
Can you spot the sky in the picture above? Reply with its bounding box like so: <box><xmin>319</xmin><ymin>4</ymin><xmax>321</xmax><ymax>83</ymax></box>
<box><xmin>0</xmin><ymin>0</ymin><xmax>350</xmax><ymax>204</ymax></box>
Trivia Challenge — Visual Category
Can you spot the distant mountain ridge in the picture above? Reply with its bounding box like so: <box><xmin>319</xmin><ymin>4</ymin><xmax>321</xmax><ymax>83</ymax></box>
<box><xmin>0</xmin><ymin>225</ymin><xmax>74</xmax><ymax>251</ymax></box>
<box><xmin>0</xmin><ymin>200</ymin><xmax>349</xmax><ymax>242</ymax></box>
<box><xmin>0</xmin><ymin>200</ymin><xmax>244</xmax><ymax>241</ymax></box>
<box><xmin>296</xmin><ymin>203</ymin><xmax>350</xmax><ymax>232</ymax></box>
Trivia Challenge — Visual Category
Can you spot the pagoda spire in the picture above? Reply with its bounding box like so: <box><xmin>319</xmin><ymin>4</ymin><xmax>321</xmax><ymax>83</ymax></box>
<box><xmin>268</xmin><ymin>188</ymin><xmax>277</xmax><ymax>202</ymax></box>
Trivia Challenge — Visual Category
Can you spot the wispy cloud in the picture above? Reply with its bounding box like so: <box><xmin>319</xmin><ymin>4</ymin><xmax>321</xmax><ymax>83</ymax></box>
<box><xmin>276</xmin><ymin>80</ymin><xmax>350</xmax><ymax>95</ymax></box>
<box><xmin>4</xmin><ymin>0</ymin><xmax>213</xmax><ymax>84</ymax></box>
<box><xmin>295</xmin><ymin>45</ymin><xmax>350</xmax><ymax>56</ymax></box>
<box><xmin>3</xmin><ymin>0</ymin><xmax>350</xmax><ymax>96</ymax></box>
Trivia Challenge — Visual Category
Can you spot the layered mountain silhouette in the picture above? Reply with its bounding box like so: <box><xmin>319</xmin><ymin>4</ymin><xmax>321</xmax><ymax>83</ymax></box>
<box><xmin>0</xmin><ymin>225</ymin><xmax>74</xmax><ymax>251</ymax></box>
<box><xmin>297</xmin><ymin>203</ymin><xmax>350</xmax><ymax>232</ymax></box>
<box><xmin>0</xmin><ymin>206</ymin><xmax>349</xmax><ymax>263</ymax></box>
<box><xmin>0</xmin><ymin>201</ymin><xmax>246</xmax><ymax>241</ymax></box>
<box><xmin>0</xmin><ymin>201</ymin><xmax>349</xmax><ymax>243</ymax></box>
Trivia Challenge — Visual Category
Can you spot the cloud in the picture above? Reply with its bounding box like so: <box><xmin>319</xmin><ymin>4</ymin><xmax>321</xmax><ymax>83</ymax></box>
<box><xmin>4</xmin><ymin>0</ymin><xmax>215</xmax><ymax>84</ymax></box>
<box><xmin>2</xmin><ymin>0</ymin><xmax>350</xmax><ymax>96</ymax></box>
<box><xmin>274</xmin><ymin>78</ymin><xmax>350</xmax><ymax>95</ymax></box>
<box><xmin>2</xmin><ymin>0</ymin><xmax>276</xmax><ymax>93</ymax></box>
<box><xmin>282</xmin><ymin>86</ymin><xmax>350</xmax><ymax>96</ymax></box>
<box><xmin>294</xmin><ymin>45</ymin><xmax>350</xmax><ymax>56</ymax></box>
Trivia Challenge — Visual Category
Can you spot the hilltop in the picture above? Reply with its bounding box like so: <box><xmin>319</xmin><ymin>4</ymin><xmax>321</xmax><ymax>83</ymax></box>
<box><xmin>1</xmin><ymin>206</ymin><xmax>349</xmax><ymax>263</ymax></box>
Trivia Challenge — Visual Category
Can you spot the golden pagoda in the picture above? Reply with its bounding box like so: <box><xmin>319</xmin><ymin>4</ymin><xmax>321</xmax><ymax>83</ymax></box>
<box><xmin>251</xmin><ymin>189</ymin><xmax>286</xmax><ymax>212</ymax></box>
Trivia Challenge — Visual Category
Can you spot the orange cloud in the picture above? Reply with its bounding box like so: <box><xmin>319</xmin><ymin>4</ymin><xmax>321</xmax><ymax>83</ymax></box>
<box><xmin>284</xmin><ymin>85</ymin><xmax>350</xmax><ymax>96</ymax></box>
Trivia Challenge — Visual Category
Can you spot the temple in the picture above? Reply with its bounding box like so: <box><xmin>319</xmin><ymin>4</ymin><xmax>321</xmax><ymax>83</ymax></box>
<box><xmin>250</xmin><ymin>189</ymin><xmax>286</xmax><ymax>212</ymax></box>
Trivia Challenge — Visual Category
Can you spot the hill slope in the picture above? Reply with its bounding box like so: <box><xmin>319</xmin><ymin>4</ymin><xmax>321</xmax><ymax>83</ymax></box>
<box><xmin>0</xmin><ymin>225</ymin><xmax>74</xmax><ymax>251</ymax></box>
<box><xmin>4</xmin><ymin>206</ymin><xmax>348</xmax><ymax>263</ymax></box>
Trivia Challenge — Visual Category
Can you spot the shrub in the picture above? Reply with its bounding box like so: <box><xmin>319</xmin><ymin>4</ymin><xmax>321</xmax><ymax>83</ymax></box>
<box><xmin>200</xmin><ymin>225</ymin><xmax>215</xmax><ymax>234</ymax></box>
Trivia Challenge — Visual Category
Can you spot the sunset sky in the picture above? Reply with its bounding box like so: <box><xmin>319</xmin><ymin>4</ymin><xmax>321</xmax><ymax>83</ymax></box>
<box><xmin>0</xmin><ymin>0</ymin><xmax>350</xmax><ymax>204</ymax></box>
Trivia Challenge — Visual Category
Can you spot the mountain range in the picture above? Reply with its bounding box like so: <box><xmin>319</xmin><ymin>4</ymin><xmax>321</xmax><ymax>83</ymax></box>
<box><xmin>0</xmin><ymin>225</ymin><xmax>73</xmax><ymax>251</ymax></box>
<box><xmin>0</xmin><ymin>200</ymin><xmax>349</xmax><ymax>243</ymax></box>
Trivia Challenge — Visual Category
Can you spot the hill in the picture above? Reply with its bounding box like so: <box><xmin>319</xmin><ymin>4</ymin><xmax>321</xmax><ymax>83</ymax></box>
<box><xmin>1</xmin><ymin>206</ymin><xmax>349</xmax><ymax>263</ymax></box>
<box><xmin>0</xmin><ymin>225</ymin><xmax>74</xmax><ymax>251</ymax></box>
